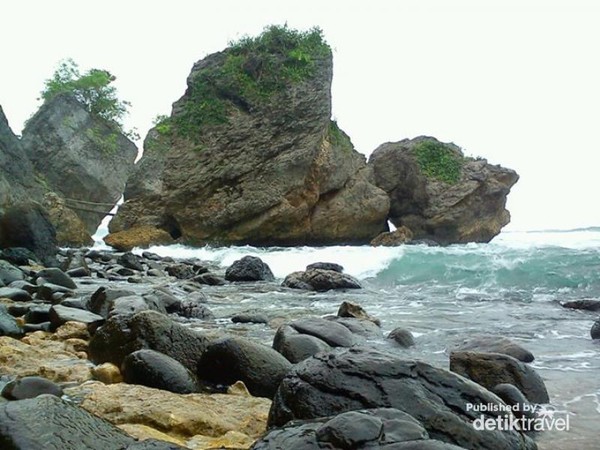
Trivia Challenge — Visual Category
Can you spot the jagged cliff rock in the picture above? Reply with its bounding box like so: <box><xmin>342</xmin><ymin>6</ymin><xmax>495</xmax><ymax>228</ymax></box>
<box><xmin>0</xmin><ymin>106</ymin><xmax>43</xmax><ymax>207</ymax></box>
<box><xmin>369</xmin><ymin>136</ymin><xmax>518</xmax><ymax>244</ymax></box>
<box><xmin>108</xmin><ymin>27</ymin><xmax>389</xmax><ymax>247</ymax></box>
<box><xmin>21</xmin><ymin>94</ymin><xmax>137</xmax><ymax>235</ymax></box>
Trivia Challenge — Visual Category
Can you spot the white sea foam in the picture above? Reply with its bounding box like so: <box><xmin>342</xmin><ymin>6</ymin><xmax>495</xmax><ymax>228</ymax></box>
<box><xmin>133</xmin><ymin>243</ymin><xmax>403</xmax><ymax>279</ymax></box>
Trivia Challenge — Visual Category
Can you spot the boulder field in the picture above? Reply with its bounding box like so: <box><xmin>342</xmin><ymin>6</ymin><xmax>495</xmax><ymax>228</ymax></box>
<box><xmin>0</xmin><ymin>248</ymin><xmax>551</xmax><ymax>449</ymax></box>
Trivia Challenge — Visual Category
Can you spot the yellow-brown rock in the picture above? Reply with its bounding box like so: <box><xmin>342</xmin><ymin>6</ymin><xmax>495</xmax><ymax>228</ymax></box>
<box><xmin>64</xmin><ymin>381</ymin><xmax>271</xmax><ymax>449</ymax></box>
<box><xmin>370</xmin><ymin>226</ymin><xmax>414</xmax><ymax>246</ymax></box>
<box><xmin>91</xmin><ymin>362</ymin><xmax>123</xmax><ymax>384</ymax></box>
<box><xmin>0</xmin><ymin>334</ymin><xmax>93</xmax><ymax>383</ymax></box>
<box><xmin>104</xmin><ymin>226</ymin><xmax>174</xmax><ymax>251</ymax></box>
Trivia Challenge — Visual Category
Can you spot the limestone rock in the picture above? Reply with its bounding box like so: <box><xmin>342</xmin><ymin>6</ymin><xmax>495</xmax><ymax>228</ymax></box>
<box><xmin>108</xmin><ymin>27</ymin><xmax>388</xmax><ymax>247</ymax></box>
<box><xmin>370</xmin><ymin>225</ymin><xmax>414</xmax><ymax>246</ymax></box>
<box><xmin>21</xmin><ymin>94</ymin><xmax>137</xmax><ymax>234</ymax></box>
<box><xmin>449</xmin><ymin>351</ymin><xmax>549</xmax><ymax>404</ymax></box>
<box><xmin>64</xmin><ymin>381</ymin><xmax>271</xmax><ymax>447</ymax></box>
<box><xmin>0</xmin><ymin>105</ymin><xmax>45</xmax><ymax>207</ymax></box>
<box><xmin>268</xmin><ymin>347</ymin><xmax>536</xmax><ymax>450</ymax></box>
<box><xmin>42</xmin><ymin>192</ymin><xmax>93</xmax><ymax>246</ymax></box>
<box><xmin>369</xmin><ymin>136</ymin><xmax>518</xmax><ymax>244</ymax></box>
<box><xmin>0</xmin><ymin>334</ymin><xmax>92</xmax><ymax>383</ymax></box>
<box><xmin>104</xmin><ymin>226</ymin><xmax>175</xmax><ymax>252</ymax></box>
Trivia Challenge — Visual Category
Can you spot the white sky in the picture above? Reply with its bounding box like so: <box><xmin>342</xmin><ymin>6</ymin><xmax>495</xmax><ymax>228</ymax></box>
<box><xmin>1</xmin><ymin>0</ymin><xmax>599</xmax><ymax>231</ymax></box>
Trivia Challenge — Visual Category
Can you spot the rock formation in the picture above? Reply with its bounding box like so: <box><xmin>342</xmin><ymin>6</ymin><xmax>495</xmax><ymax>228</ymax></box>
<box><xmin>21</xmin><ymin>94</ymin><xmax>138</xmax><ymax>235</ymax></box>
<box><xmin>0</xmin><ymin>106</ymin><xmax>43</xmax><ymax>207</ymax></box>
<box><xmin>369</xmin><ymin>136</ymin><xmax>518</xmax><ymax>244</ymax></box>
<box><xmin>108</xmin><ymin>27</ymin><xmax>389</xmax><ymax>247</ymax></box>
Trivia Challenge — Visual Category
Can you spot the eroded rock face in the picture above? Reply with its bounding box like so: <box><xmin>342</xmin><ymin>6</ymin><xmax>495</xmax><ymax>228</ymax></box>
<box><xmin>0</xmin><ymin>105</ymin><xmax>44</xmax><ymax>207</ymax></box>
<box><xmin>108</xmin><ymin>31</ymin><xmax>389</xmax><ymax>247</ymax></box>
<box><xmin>64</xmin><ymin>381</ymin><xmax>271</xmax><ymax>449</ymax></box>
<box><xmin>369</xmin><ymin>136</ymin><xmax>518</xmax><ymax>244</ymax></box>
<box><xmin>21</xmin><ymin>94</ymin><xmax>137</xmax><ymax>234</ymax></box>
<box><xmin>268</xmin><ymin>347</ymin><xmax>536</xmax><ymax>450</ymax></box>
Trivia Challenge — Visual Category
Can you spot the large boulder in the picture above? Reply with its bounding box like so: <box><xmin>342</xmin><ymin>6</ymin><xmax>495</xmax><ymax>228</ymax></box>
<box><xmin>282</xmin><ymin>268</ymin><xmax>362</xmax><ymax>291</ymax></box>
<box><xmin>454</xmin><ymin>336</ymin><xmax>535</xmax><ymax>363</ymax></box>
<box><xmin>121</xmin><ymin>349</ymin><xmax>198</xmax><ymax>394</ymax></box>
<box><xmin>0</xmin><ymin>394</ymin><xmax>185</xmax><ymax>450</ymax></box>
<box><xmin>225</xmin><ymin>255</ymin><xmax>274</xmax><ymax>282</ymax></box>
<box><xmin>369</xmin><ymin>136</ymin><xmax>518</xmax><ymax>244</ymax></box>
<box><xmin>252</xmin><ymin>408</ymin><xmax>467</xmax><ymax>450</ymax></box>
<box><xmin>197</xmin><ymin>336</ymin><xmax>292</xmax><ymax>398</ymax></box>
<box><xmin>0</xmin><ymin>202</ymin><xmax>58</xmax><ymax>266</ymax></box>
<box><xmin>21</xmin><ymin>94</ymin><xmax>137</xmax><ymax>234</ymax></box>
<box><xmin>449</xmin><ymin>351</ymin><xmax>549</xmax><ymax>404</ymax></box>
<box><xmin>64</xmin><ymin>381</ymin><xmax>271</xmax><ymax>449</ymax></box>
<box><xmin>108</xmin><ymin>26</ymin><xmax>389</xmax><ymax>247</ymax></box>
<box><xmin>268</xmin><ymin>347</ymin><xmax>536</xmax><ymax>450</ymax></box>
<box><xmin>88</xmin><ymin>310</ymin><xmax>214</xmax><ymax>373</ymax></box>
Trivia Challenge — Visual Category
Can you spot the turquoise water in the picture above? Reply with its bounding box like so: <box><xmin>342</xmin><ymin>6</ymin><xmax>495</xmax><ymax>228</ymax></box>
<box><xmin>98</xmin><ymin>227</ymin><xmax>600</xmax><ymax>449</ymax></box>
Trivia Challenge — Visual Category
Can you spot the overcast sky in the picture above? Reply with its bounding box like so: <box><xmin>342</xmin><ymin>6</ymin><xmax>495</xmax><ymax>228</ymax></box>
<box><xmin>1</xmin><ymin>0</ymin><xmax>598</xmax><ymax>231</ymax></box>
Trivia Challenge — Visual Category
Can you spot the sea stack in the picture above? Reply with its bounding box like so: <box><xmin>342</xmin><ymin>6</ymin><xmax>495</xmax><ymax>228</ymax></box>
<box><xmin>107</xmin><ymin>26</ymin><xmax>390</xmax><ymax>248</ymax></box>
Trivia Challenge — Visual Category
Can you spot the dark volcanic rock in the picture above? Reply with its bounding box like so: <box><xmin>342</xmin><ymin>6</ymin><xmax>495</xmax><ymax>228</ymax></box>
<box><xmin>273</xmin><ymin>324</ymin><xmax>331</xmax><ymax>363</ymax></box>
<box><xmin>88</xmin><ymin>287</ymin><xmax>137</xmax><ymax>318</ymax></box>
<box><xmin>225</xmin><ymin>256</ymin><xmax>275</xmax><ymax>282</ymax></box>
<box><xmin>0</xmin><ymin>105</ymin><xmax>45</xmax><ymax>206</ymax></box>
<box><xmin>449</xmin><ymin>351</ymin><xmax>549</xmax><ymax>404</ymax></box>
<box><xmin>197</xmin><ymin>336</ymin><xmax>292</xmax><ymax>399</ymax></box>
<box><xmin>0</xmin><ymin>247</ymin><xmax>38</xmax><ymax>266</ymax></box>
<box><xmin>21</xmin><ymin>94</ymin><xmax>138</xmax><ymax>234</ymax></box>
<box><xmin>306</xmin><ymin>262</ymin><xmax>344</xmax><ymax>273</ymax></box>
<box><xmin>283</xmin><ymin>268</ymin><xmax>361</xmax><ymax>291</ymax></box>
<box><xmin>492</xmin><ymin>384</ymin><xmax>536</xmax><ymax>420</ymax></box>
<box><xmin>35</xmin><ymin>267</ymin><xmax>77</xmax><ymax>289</ymax></box>
<box><xmin>252</xmin><ymin>408</ymin><xmax>467</xmax><ymax>450</ymax></box>
<box><xmin>454</xmin><ymin>336</ymin><xmax>535</xmax><ymax>363</ymax></box>
<box><xmin>290</xmin><ymin>316</ymin><xmax>355</xmax><ymax>347</ymax></box>
<box><xmin>0</xmin><ymin>394</ymin><xmax>136</xmax><ymax>449</ymax></box>
<box><xmin>0</xmin><ymin>261</ymin><xmax>24</xmax><ymax>285</ymax></box>
<box><xmin>0</xmin><ymin>305</ymin><xmax>23</xmax><ymax>338</ymax></box>
<box><xmin>231</xmin><ymin>311</ymin><xmax>269</xmax><ymax>324</ymax></box>
<box><xmin>107</xmin><ymin>29</ymin><xmax>389</xmax><ymax>247</ymax></box>
<box><xmin>0</xmin><ymin>287</ymin><xmax>32</xmax><ymax>302</ymax></box>
<box><xmin>562</xmin><ymin>299</ymin><xmax>600</xmax><ymax>312</ymax></box>
<box><xmin>121</xmin><ymin>349</ymin><xmax>197</xmax><ymax>394</ymax></box>
<box><xmin>49</xmin><ymin>305</ymin><xmax>105</xmax><ymax>330</ymax></box>
<box><xmin>268</xmin><ymin>347</ymin><xmax>536</xmax><ymax>450</ymax></box>
<box><xmin>591</xmin><ymin>319</ymin><xmax>600</xmax><ymax>339</ymax></box>
<box><xmin>387</xmin><ymin>327</ymin><xmax>416</xmax><ymax>348</ymax></box>
<box><xmin>117</xmin><ymin>252</ymin><xmax>144</xmax><ymax>271</ymax></box>
<box><xmin>174</xmin><ymin>300</ymin><xmax>214</xmax><ymax>320</ymax></box>
<box><xmin>89</xmin><ymin>310</ymin><xmax>213</xmax><ymax>373</ymax></box>
<box><xmin>0</xmin><ymin>202</ymin><xmax>58</xmax><ymax>266</ymax></box>
<box><xmin>1</xmin><ymin>376</ymin><xmax>63</xmax><ymax>400</ymax></box>
<box><xmin>369</xmin><ymin>136</ymin><xmax>518</xmax><ymax>244</ymax></box>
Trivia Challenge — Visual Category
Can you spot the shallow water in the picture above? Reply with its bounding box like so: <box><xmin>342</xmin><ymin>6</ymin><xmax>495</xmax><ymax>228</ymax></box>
<box><xmin>116</xmin><ymin>228</ymin><xmax>600</xmax><ymax>449</ymax></box>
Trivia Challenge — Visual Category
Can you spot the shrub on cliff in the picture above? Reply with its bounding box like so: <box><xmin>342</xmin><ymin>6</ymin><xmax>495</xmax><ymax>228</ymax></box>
<box><xmin>172</xmin><ymin>24</ymin><xmax>331</xmax><ymax>140</ymax></box>
<box><xmin>40</xmin><ymin>59</ymin><xmax>131</xmax><ymax>131</ymax></box>
<box><xmin>413</xmin><ymin>140</ymin><xmax>463</xmax><ymax>184</ymax></box>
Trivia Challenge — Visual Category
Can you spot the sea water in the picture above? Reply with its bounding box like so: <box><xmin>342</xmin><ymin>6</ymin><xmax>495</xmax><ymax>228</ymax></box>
<box><xmin>95</xmin><ymin>227</ymin><xmax>600</xmax><ymax>449</ymax></box>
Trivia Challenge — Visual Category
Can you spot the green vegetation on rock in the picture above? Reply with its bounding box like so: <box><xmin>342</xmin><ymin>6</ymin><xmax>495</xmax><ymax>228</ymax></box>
<box><xmin>328</xmin><ymin>120</ymin><xmax>353</xmax><ymax>153</ymax></box>
<box><xmin>174</xmin><ymin>25</ymin><xmax>330</xmax><ymax>141</ymax></box>
<box><xmin>413</xmin><ymin>140</ymin><xmax>463</xmax><ymax>184</ymax></box>
<box><xmin>40</xmin><ymin>58</ymin><xmax>133</xmax><ymax>135</ymax></box>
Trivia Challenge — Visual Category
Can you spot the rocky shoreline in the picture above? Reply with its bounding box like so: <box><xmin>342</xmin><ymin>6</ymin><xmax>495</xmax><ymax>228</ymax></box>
<box><xmin>0</xmin><ymin>244</ymin><xmax>557</xmax><ymax>449</ymax></box>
